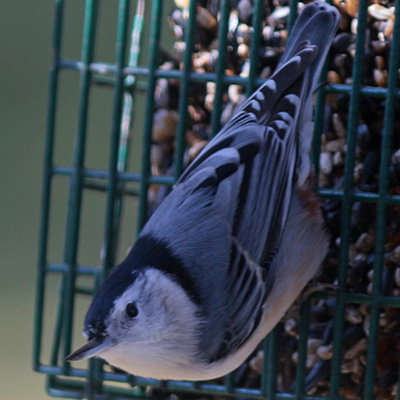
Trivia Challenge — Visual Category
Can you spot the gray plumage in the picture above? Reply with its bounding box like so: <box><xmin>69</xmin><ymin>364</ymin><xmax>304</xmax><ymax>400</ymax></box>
<box><xmin>67</xmin><ymin>1</ymin><xmax>341</xmax><ymax>381</ymax></box>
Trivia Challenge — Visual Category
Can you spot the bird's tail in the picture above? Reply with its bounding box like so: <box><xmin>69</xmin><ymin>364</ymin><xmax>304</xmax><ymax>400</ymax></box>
<box><xmin>179</xmin><ymin>2</ymin><xmax>340</xmax><ymax>187</ymax></box>
<box><xmin>223</xmin><ymin>1</ymin><xmax>340</xmax><ymax>185</ymax></box>
<box><xmin>278</xmin><ymin>1</ymin><xmax>341</xmax><ymax>185</ymax></box>
<box><xmin>278</xmin><ymin>1</ymin><xmax>341</xmax><ymax>95</ymax></box>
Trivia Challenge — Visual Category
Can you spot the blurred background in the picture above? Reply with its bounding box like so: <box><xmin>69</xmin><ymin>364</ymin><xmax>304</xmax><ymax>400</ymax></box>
<box><xmin>1</xmin><ymin>2</ymin><xmax>53</xmax><ymax>398</ymax></box>
<box><xmin>0</xmin><ymin>1</ymin><xmax>173</xmax><ymax>398</ymax></box>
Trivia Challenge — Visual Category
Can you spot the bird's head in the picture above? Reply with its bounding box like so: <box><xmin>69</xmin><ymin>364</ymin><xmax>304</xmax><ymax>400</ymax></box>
<box><xmin>66</xmin><ymin>264</ymin><xmax>201</xmax><ymax>374</ymax></box>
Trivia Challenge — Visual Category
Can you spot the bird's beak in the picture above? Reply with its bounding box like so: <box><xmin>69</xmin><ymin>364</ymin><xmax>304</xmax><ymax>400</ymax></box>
<box><xmin>66</xmin><ymin>336</ymin><xmax>114</xmax><ymax>362</ymax></box>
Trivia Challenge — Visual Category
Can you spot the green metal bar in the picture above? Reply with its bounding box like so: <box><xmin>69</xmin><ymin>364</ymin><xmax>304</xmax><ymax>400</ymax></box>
<box><xmin>83</xmin><ymin>2</ymin><xmax>146</xmax><ymax>393</ymax></box>
<box><xmin>82</xmin><ymin>179</ymin><xmax>140</xmax><ymax>196</ymax></box>
<box><xmin>86</xmin><ymin>6</ymin><xmax>130</xmax><ymax>400</ymax></box>
<box><xmin>260</xmin><ymin>337</ymin><xmax>269</xmax><ymax>397</ymax></box>
<box><xmin>57</xmin><ymin>60</ymin><xmax>400</xmax><ymax>98</ymax></box>
<box><xmin>62</xmin><ymin>0</ymin><xmax>99</xmax><ymax>373</ymax></box>
<box><xmin>312</xmin><ymin>88</ymin><xmax>327</xmax><ymax>179</ymax></box>
<box><xmin>52</xmin><ymin>166</ymin><xmax>176</xmax><ymax>186</ymax></box>
<box><xmin>312</xmin><ymin>43</ymin><xmax>337</xmax><ymax>178</ymax></box>
<box><xmin>346</xmin><ymin>293</ymin><xmax>400</xmax><ymax>307</ymax></box>
<box><xmin>87</xmin><ymin>358</ymin><xmax>103</xmax><ymax>400</ymax></box>
<box><xmin>46</xmin><ymin>263</ymin><xmax>100</xmax><ymax>275</ymax></box>
<box><xmin>318</xmin><ymin>189</ymin><xmax>400</xmax><ymax>205</ymax></box>
<box><xmin>288</xmin><ymin>0</ymin><xmax>298</xmax><ymax>35</ymax></box>
<box><xmin>108</xmin><ymin>0</ymin><xmax>146</xmax><ymax>269</ymax></box>
<box><xmin>101</xmin><ymin>0</ymin><xmax>131</xmax><ymax>280</ymax></box>
<box><xmin>313</xmin><ymin>36</ymin><xmax>342</xmax><ymax>179</ymax></box>
<box><xmin>210</xmin><ymin>0</ymin><xmax>231</xmax><ymax>137</ymax></box>
<box><xmin>47</xmin><ymin>373</ymin><xmax>336</xmax><ymax>400</ymax></box>
<box><xmin>363</xmin><ymin>1</ymin><xmax>400</xmax><ymax>398</ymax></box>
<box><xmin>37</xmin><ymin>365</ymin><xmax>70</xmax><ymax>375</ymax></box>
<box><xmin>246</xmin><ymin>0</ymin><xmax>264</xmax><ymax>96</ymax></box>
<box><xmin>74</xmin><ymin>285</ymin><xmax>94</xmax><ymax>295</ymax></box>
<box><xmin>94</xmin><ymin>75</ymin><xmax>147</xmax><ymax>91</ymax></box>
<box><xmin>295</xmin><ymin>297</ymin><xmax>312</xmax><ymax>399</ymax></box>
<box><xmin>225</xmin><ymin>371</ymin><xmax>236</xmax><ymax>393</ymax></box>
<box><xmin>325</xmin><ymin>84</ymin><xmax>400</xmax><ymax>98</ymax></box>
<box><xmin>48</xmin><ymin>376</ymin><xmax>84</xmax><ymax>399</ymax></box>
<box><xmin>398</xmin><ymin>360</ymin><xmax>400</xmax><ymax>400</ymax></box>
<box><xmin>264</xmin><ymin>326</ymin><xmax>279</xmax><ymax>399</ymax></box>
<box><xmin>51</xmin><ymin>166</ymin><xmax>400</xmax><ymax>205</ymax></box>
<box><xmin>47</xmin><ymin>279</ymin><xmax>65</xmax><ymax>397</ymax></box>
<box><xmin>47</xmin><ymin>385</ymin><xmax>82</xmax><ymax>398</ymax></box>
<box><xmin>192</xmin><ymin>380</ymin><xmax>203</xmax><ymax>391</ymax></box>
<box><xmin>173</xmin><ymin>0</ymin><xmax>197</xmax><ymax>180</ymax></box>
<box><xmin>329</xmin><ymin>0</ymin><xmax>369</xmax><ymax>397</ymax></box>
<box><xmin>137</xmin><ymin>0</ymin><xmax>163</xmax><ymax>232</ymax></box>
<box><xmin>90</xmin><ymin>5</ymin><xmax>132</xmax><ymax>394</ymax></box>
<box><xmin>33</xmin><ymin>0</ymin><xmax>65</xmax><ymax>372</ymax></box>
<box><xmin>50</xmin><ymin>281</ymin><xmax>65</xmax><ymax>367</ymax></box>
<box><xmin>117</xmin><ymin>0</ymin><xmax>145</xmax><ymax>172</ymax></box>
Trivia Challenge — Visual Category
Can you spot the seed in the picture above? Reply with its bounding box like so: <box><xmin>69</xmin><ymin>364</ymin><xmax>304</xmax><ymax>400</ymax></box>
<box><xmin>320</xmin><ymin>152</ymin><xmax>333</xmax><ymax>174</ymax></box>
<box><xmin>345</xmin><ymin>306</ymin><xmax>363</xmax><ymax>325</ymax></box>
<box><xmin>368</xmin><ymin>4</ymin><xmax>393</xmax><ymax>21</ymax></box>
<box><xmin>356</xmin><ymin>233</ymin><xmax>375</xmax><ymax>253</ymax></box>
<box><xmin>345</xmin><ymin>0</ymin><xmax>359</xmax><ymax>17</ymax></box>
<box><xmin>317</xmin><ymin>344</ymin><xmax>333</xmax><ymax>360</ymax></box>
<box><xmin>332</xmin><ymin>114</ymin><xmax>346</xmax><ymax>138</ymax></box>
<box><xmin>344</xmin><ymin>338</ymin><xmax>367</xmax><ymax>360</ymax></box>
<box><xmin>308</xmin><ymin>338</ymin><xmax>322</xmax><ymax>355</ymax></box>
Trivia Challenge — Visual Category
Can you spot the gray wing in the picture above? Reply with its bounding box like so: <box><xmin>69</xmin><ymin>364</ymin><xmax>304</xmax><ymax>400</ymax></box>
<box><xmin>178</xmin><ymin>47</ymin><xmax>317</xmax><ymax>264</ymax></box>
<box><xmin>137</xmin><ymin>48</ymin><xmax>316</xmax><ymax>363</ymax></box>
<box><xmin>136</xmin><ymin>2</ymin><xmax>340</xmax><ymax>364</ymax></box>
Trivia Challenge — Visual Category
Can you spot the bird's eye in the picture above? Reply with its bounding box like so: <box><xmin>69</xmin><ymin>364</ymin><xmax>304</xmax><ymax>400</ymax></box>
<box><xmin>125</xmin><ymin>302</ymin><xmax>138</xmax><ymax>319</ymax></box>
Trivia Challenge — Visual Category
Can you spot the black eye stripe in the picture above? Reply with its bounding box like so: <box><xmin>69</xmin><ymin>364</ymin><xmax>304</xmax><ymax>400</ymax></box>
<box><xmin>126</xmin><ymin>302</ymin><xmax>139</xmax><ymax>319</ymax></box>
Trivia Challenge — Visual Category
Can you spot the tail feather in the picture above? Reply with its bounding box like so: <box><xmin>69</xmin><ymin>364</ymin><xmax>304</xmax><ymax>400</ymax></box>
<box><xmin>179</xmin><ymin>1</ymin><xmax>340</xmax><ymax>190</ymax></box>
<box><xmin>280</xmin><ymin>1</ymin><xmax>341</xmax><ymax>91</ymax></box>
<box><xmin>278</xmin><ymin>1</ymin><xmax>341</xmax><ymax>185</ymax></box>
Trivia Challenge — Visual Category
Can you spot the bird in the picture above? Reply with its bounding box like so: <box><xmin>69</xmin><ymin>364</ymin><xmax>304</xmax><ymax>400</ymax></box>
<box><xmin>67</xmin><ymin>1</ymin><xmax>341</xmax><ymax>381</ymax></box>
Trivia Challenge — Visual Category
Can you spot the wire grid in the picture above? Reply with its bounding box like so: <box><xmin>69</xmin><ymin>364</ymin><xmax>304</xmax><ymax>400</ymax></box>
<box><xmin>33</xmin><ymin>0</ymin><xmax>400</xmax><ymax>399</ymax></box>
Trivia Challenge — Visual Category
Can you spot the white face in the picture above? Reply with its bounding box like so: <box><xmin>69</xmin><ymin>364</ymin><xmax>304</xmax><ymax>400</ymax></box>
<box><xmin>96</xmin><ymin>268</ymin><xmax>203</xmax><ymax>379</ymax></box>
<box><xmin>104</xmin><ymin>271</ymin><xmax>169</xmax><ymax>345</ymax></box>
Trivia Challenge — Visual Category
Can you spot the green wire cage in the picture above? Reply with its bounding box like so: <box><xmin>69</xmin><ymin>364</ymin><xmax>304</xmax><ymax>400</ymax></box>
<box><xmin>34</xmin><ymin>0</ymin><xmax>400</xmax><ymax>399</ymax></box>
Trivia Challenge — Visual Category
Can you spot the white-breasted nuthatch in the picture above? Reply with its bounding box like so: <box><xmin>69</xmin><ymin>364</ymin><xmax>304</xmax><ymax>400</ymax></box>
<box><xmin>67</xmin><ymin>1</ymin><xmax>340</xmax><ymax>381</ymax></box>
